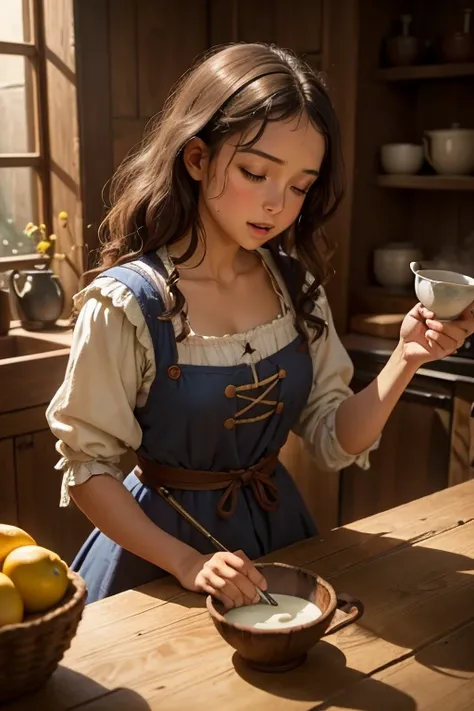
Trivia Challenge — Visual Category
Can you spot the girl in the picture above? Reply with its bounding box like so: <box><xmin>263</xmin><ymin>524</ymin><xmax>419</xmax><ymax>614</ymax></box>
<box><xmin>47</xmin><ymin>43</ymin><xmax>474</xmax><ymax>607</ymax></box>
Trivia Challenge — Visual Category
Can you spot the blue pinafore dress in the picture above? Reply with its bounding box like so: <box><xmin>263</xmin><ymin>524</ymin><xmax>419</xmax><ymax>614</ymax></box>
<box><xmin>71</xmin><ymin>250</ymin><xmax>317</xmax><ymax>603</ymax></box>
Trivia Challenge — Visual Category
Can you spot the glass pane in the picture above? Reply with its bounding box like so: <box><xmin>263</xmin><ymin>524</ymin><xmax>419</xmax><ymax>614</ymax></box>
<box><xmin>0</xmin><ymin>55</ymin><xmax>33</xmax><ymax>153</ymax></box>
<box><xmin>0</xmin><ymin>0</ymin><xmax>28</xmax><ymax>43</ymax></box>
<box><xmin>0</xmin><ymin>168</ymin><xmax>37</xmax><ymax>257</ymax></box>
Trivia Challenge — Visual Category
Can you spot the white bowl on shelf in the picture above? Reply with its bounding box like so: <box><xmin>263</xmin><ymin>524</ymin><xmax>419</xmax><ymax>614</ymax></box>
<box><xmin>380</xmin><ymin>143</ymin><xmax>424</xmax><ymax>175</ymax></box>
<box><xmin>374</xmin><ymin>243</ymin><xmax>423</xmax><ymax>289</ymax></box>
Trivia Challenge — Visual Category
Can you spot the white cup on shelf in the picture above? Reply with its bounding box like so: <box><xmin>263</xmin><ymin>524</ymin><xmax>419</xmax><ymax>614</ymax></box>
<box><xmin>380</xmin><ymin>143</ymin><xmax>424</xmax><ymax>175</ymax></box>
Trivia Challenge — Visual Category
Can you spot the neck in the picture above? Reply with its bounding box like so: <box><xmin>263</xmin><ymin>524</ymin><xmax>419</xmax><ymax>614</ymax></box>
<box><xmin>170</xmin><ymin>198</ymin><xmax>249</xmax><ymax>283</ymax></box>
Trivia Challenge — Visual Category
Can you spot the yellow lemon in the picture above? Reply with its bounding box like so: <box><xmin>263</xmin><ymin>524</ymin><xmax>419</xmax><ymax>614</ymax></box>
<box><xmin>0</xmin><ymin>572</ymin><xmax>24</xmax><ymax>627</ymax></box>
<box><xmin>0</xmin><ymin>524</ymin><xmax>36</xmax><ymax>566</ymax></box>
<box><xmin>3</xmin><ymin>545</ymin><xmax>69</xmax><ymax>613</ymax></box>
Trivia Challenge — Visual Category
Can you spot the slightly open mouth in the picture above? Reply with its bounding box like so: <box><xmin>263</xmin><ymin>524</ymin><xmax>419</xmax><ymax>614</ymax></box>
<box><xmin>248</xmin><ymin>222</ymin><xmax>272</xmax><ymax>233</ymax></box>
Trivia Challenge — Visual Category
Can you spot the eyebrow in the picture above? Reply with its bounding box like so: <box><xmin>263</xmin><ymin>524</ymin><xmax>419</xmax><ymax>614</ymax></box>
<box><xmin>238</xmin><ymin>147</ymin><xmax>320</xmax><ymax>176</ymax></box>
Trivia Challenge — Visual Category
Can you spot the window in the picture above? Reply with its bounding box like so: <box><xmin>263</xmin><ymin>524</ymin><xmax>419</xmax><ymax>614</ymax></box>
<box><xmin>0</xmin><ymin>0</ymin><xmax>51</xmax><ymax>263</ymax></box>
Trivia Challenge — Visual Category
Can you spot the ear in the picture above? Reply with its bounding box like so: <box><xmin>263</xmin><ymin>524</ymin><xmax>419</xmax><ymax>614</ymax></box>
<box><xmin>182</xmin><ymin>137</ymin><xmax>210</xmax><ymax>181</ymax></box>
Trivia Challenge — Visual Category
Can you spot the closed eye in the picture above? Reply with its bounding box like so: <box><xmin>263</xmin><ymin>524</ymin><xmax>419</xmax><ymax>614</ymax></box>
<box><xmin>240</xmin><ymin>168</ymin><xmax>266</xmax><ymax>182</ymax></box>
<box><xmin>241</xmin><ymin>168</ymin><xmax>312</xmax><ymax>196</ymax></box>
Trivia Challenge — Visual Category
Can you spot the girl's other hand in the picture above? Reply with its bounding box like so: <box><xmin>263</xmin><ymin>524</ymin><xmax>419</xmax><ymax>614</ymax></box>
<box><xmin>178</xmin><ymin>549</ymin><xmax>267</xmax><ymax>609</ymax></box>
<box><xmin>399</xmin><ymin>302</ymin><xmax>474</xmax><ymax>366</ymax></box>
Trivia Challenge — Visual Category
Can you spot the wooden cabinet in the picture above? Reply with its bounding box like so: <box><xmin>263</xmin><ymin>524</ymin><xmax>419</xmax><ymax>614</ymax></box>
<box><xmin>339</xmin><ymin>356</ymin><xmax>474</xmax><ymax>526</ymax></box>
<box><xmin>0</xmin><ymin>425</ymin><xmax>92</xmax><ymax>564</ymax></box>
<box><xmin>1</xmin><ymin>418</ymin><xmax>139</xmax><ymax>565</ymax></box>
<box><xmin>0</xmin><ymin>438</ymin><xmax>17</xmax><ymax>526</ymax></box>
<box><xmin>13</xmin><ymin>430</ymin><xmax>93</xmax><ymax>564</ymax></box>
<box><xmin>340</xmin><ymin>382</ymin><xmax>451</xmax><ymax>525</ymax></box>
<box><xmin>280</xmin><ymin>432</ymin><xmax>340</xmax><ymax>535</ymax></box>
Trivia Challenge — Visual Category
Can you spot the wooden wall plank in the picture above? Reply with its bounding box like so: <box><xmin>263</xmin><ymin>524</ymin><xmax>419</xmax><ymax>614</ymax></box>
<box><xmin>208</xmin><ymin>0</ymin><xmax>239</xmax><ymax>45</ymax></box>
<box><xmin>137</xmin><ymin>0</ymin><xmax>208</xmax><ymax>118</ymax></box>
<box><xmin>112</xmin><ymin>117</ymin><xmax>148</xmax><ymax>169</ymax></box>
<box><xmin>321</xmin><ymin>0</ymin><xmax>360</xmax><ymax>335</ymax></box>
<box><xmin>236</xmin><ymin>0</ymin><xmax>276</xmax><ymax>43</ymax></box>
<box><xmin>208</xmin><ymin>1</ymin><xmax>322</xmax><ymax>56</ymax></box>
<box><xmin>73</xmin><ymin>0</ymin><xmax>114</xmax><ymax>269</ymax></box>
<box><xmin>275</xmin><ymin>0</ymin><xmax>322</xmax><ymax>52</ymax></box>
<box><xmin>110</xmin><ymin>0</ymin><xmax>138</xmax><ymax>118</ymax></box>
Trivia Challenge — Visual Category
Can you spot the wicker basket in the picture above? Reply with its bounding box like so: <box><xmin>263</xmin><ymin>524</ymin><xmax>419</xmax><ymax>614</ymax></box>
<box><xmin>0</xmin><ymin>571</ymin><xmax>87</xmax><ymax>704</ymax></box>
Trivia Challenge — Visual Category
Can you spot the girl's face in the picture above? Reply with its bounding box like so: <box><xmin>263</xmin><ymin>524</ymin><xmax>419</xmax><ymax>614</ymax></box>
<box><xmin>187</xmin><ymin>115</ymin><xmax>326</xmax><ymax>251</ymax></box>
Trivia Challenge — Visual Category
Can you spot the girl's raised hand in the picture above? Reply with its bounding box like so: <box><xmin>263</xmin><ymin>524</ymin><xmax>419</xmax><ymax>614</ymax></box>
<box><xmin>399</xmin><ymin>303</ymin><xmax>474</xmax><ymax>365</ymax></box>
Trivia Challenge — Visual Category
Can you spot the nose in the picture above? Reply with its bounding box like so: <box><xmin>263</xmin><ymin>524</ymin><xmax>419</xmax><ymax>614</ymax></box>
<box><xmin>262</xmin><ymin>185</ymin><xmax>285</xmax><ymax>215</ymax></box>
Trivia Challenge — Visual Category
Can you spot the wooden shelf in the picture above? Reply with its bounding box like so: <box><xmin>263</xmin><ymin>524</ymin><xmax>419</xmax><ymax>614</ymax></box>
<box><xmin>377</xmin><ymin>175</ymin><xmax>474</xmax><ymax>190</ymax></box>
<box><xmin>377</xmin><ymin>63</ymin><xmax>474</xmax><ymax>82</ymax></box>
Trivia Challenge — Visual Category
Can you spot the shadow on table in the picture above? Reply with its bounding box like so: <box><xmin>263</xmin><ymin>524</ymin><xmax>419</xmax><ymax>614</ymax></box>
<box><xmin>138</xmin><ymin>513</ymin><xmax>474</xmax><ymax>705</ymax></box>
<box><xmin>233</xmin><ymin>643</ymin><xmax>417</xmax><ymax>710</ymax></box>
<box><xmin>325</xmin><ymin>531</ymin><xmax>473</xmax><ymax>670</ymax></box>
<box><xmin>3</xmin><ymin>666</ymin><xmax>151</xmax><ymax>711</ymax></box>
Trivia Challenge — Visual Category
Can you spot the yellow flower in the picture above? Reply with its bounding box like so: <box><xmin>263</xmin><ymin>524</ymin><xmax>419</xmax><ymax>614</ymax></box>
<box><xmin>58</xmin><ymin>211</ymin><xmax>68</xmax><ymax>221</ymax></box>
<box><xmin>36</xmin><ymin>240</ymin><xmax>52</xmax><ymax>254</ymax></box>
<box><xmin>40</xmin><ymin>223</ymin><xmax>46</xmax><ymax>230</ymax></box>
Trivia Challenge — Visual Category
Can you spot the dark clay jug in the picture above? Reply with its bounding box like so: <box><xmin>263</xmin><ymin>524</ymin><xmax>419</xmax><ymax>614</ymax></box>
<box><xmin>9</xmin><ymin>265</ymin><xmax>64</xmax><ymax>330</ymax></box>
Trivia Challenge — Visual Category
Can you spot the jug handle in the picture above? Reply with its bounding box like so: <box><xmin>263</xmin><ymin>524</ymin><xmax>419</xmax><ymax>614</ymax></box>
<box><xmin>323</xmin><ymin>592</ymin><xmax>364</xmax><ymax>636</ymax></box>
<box><xmin>9</xmin><ymin>270</ymin><xmax>23</xmax><ymax>299</ymax></box>
<box><xmin>51</xmin><ymin>273</ymin><xmax>65</xmax><ymax>311</ymax></box>
<box><xmin>423</xmin><ymin>133</ymin><xmax>434</xmax><ymax>171</ymax></box>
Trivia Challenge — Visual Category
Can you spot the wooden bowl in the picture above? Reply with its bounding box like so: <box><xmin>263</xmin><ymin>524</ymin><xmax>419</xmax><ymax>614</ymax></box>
<box><xmin>206</xmin><ymin>562</ymin><xmax>363</xmax><ymax>672</ymax></box>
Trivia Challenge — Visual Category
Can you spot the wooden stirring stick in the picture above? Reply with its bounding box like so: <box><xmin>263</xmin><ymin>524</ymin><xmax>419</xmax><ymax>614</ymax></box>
<box><xmin>157</xmin><ymin>486</ymin><xmax>278</xmax><ymax>606</ymax></box>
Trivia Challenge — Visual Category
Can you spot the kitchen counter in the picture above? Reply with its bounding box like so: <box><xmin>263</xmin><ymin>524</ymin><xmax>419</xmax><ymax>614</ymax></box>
<box><xmin>0</xmin><ymin>322</ymin><xmax>73</xmax><ymax>415</ymax></box>
<box><xmin>6</xmin><ymin>320</ymin><xmax>73</xmax><ymax>348</ymax></box>
<box><xmin>343</xmin><ymin>332</ymin><xmax>474</xmax><ymax>383</ymax></box>
<box><xmin>5</xmin><ymin>480</ymin><xmax>474</xmax><ymax>711</ymax></box>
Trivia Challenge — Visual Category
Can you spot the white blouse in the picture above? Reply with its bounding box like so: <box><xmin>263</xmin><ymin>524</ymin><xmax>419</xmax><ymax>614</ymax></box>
<box><xmin>46</xmin><ymin>248</ymin><xmax>378</xmax><ymax>507</ymax></box>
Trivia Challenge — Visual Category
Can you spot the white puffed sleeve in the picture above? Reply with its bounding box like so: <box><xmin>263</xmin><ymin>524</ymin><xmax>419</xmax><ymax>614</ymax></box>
<box><xmin>46</xmin><ymin>277</ymin><xmax>155</xmax><ymax>506</ymax></box>
<box><xmin>292</xmin><ymin>287</ymin><xmax>380</xmax><ymax>471</ymax></box>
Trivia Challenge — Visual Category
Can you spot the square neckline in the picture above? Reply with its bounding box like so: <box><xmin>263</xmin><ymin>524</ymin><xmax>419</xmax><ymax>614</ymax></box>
<box><xmin>159</xmin><ymin>246</ymin><xmax>294</xmax><ymax>343</ymax></box>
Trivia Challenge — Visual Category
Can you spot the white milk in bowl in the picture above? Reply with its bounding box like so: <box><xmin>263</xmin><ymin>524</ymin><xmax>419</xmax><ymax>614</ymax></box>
<box><xmin>224</xmin><ymin>593</ymin><xmax>323</xmax><ymax>630</ymax></box>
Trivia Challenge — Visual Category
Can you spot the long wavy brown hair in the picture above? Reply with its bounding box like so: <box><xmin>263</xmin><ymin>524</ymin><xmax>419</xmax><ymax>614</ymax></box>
<box><xmin>90</xmin><ymin>42</ymin><xmax>344</xmax><ymax>341</ymax></box>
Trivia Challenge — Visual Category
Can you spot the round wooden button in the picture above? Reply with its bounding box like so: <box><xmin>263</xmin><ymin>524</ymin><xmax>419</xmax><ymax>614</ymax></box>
<box><xmin>167</xmin><ymin>365</ymin><xmax>181</xmax><ymax>380</ymax></box>
<box><xmin>275</xmin><ymin>402</ymin><xmax>284</xmax><ymax>414</ymax></box>
<box><xmin>279</xmin><ymin>368</ymin><xmax>287</xmax><ymax>379</ymax></box>
<box><xmin>225</xmin><ymin>384</ymin><xmax>237</xmax><ymax>399</ymax></box>
<box><xmin>224</xmin><ymin>418</ymin><xmax>235</xmax><ymax>430</ymax></box>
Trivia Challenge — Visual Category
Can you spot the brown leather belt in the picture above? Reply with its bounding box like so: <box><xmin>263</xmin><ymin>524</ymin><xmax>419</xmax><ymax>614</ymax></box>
<box><xmin>135</xmin><ymin>451</ymin><xmax>280</xmax><ymax>519</ymax></box>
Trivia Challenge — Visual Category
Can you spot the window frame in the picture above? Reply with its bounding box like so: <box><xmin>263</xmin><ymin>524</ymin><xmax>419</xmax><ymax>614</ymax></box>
<box><xmin>0</xmin><ymin>0</ymin><xmax>51</xmax><ymax>269</ymax></box>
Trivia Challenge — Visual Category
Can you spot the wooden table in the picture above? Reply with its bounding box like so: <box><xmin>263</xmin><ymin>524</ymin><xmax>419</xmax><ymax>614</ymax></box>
<box><xmin>6</xmin><ymin>480</ymin><xmax>474</xmax><ymax>711</ymax></box>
